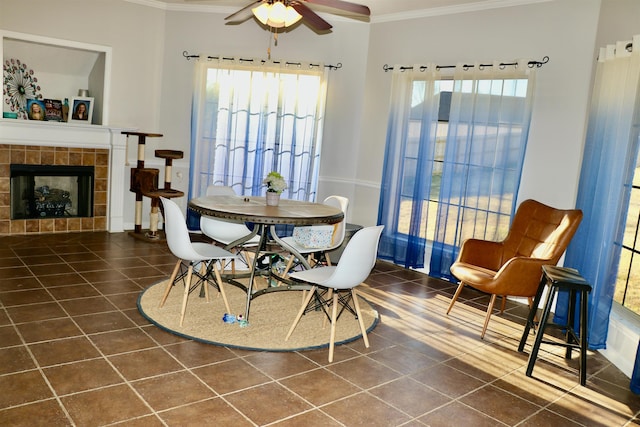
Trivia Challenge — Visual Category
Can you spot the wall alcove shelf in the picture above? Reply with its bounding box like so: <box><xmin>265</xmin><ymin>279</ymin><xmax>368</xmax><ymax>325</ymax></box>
<box><xmin>1</xmin><ymin>30</ymin><xmax>112</xmax><ymax>126</ymax></box>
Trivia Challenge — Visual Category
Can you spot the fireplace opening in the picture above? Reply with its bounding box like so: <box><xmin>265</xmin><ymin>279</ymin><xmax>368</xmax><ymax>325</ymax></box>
<box><xmin>10</xmin><ymin>164</ymin><xmax>94</xmax><ymax>219</ymax></box>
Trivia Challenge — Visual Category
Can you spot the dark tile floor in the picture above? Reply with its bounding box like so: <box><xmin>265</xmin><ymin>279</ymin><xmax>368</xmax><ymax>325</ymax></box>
<box><xmin>1</xmin><ymin>231</ymin><xmax>640</xmax><ymax>426</ymax></box>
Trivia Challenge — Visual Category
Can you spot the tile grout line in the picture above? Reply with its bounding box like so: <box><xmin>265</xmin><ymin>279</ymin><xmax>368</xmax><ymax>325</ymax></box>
<box><xmin>29</xmin><ymin>242</ymin><xmax>167</xmax><ymax>426</ymax></box>
<box><xmin>1</xmin><ymin>275</ymin><xmax>77</xmax><ymax>425</ymax></box>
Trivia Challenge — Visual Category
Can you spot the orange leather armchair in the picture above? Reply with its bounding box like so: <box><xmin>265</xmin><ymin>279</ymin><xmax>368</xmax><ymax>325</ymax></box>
<box><xmin>446</xmin><ymin>199</ymin><xmax>583</xmax><ymax>339</ymax></box>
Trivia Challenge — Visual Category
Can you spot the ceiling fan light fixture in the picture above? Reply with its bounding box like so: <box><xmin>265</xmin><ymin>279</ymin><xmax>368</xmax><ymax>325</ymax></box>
<box><xmin>284</xmin><ymin>6</ymin><xmax>303</xmax><ymax>26</ymax></box>
<box><xmin>252</xmin><ymin>3</ymin><xmax>270</xmax><ymax>25</ymax></box>
<box><xmin>252</xmin><ymin>1</ymin><xmax>302</xmax><ymax>28</ymax></box>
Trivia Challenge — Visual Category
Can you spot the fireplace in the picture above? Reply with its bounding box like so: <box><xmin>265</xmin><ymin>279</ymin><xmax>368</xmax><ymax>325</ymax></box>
<box><xmin>10</xmin><ymin>164</ymin><xmax>94</xmax><ymax>219</ymax></box>
<box><xmin>0</xmin><ymin>143</ymin><xmax>112</xmax><ymax>234</ymax></box>
<box><xmin>0</xmin><ymin>121</ymin><xmax>128</xmax><ymax>235</ymax></box>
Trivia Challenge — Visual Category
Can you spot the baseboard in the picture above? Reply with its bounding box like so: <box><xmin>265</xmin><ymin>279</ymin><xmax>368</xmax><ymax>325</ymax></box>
<box><xmin>600</xmin><ymin>304</ymin><xmax>639</xmax><ymax>378</ymax></box>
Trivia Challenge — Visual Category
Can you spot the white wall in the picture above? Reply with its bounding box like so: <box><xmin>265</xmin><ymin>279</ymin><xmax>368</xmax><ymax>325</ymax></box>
<box><xmin>0</xmin><ymin>0</ymin><xmax>166</xmax><ymax>130</ymax></box>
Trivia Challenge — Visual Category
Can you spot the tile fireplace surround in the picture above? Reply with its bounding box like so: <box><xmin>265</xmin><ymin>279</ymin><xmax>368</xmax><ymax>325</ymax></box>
<box><xmin>0</xmin><ymin>119</ymin><xmax>127</xmax><ymax>235</ymax></box>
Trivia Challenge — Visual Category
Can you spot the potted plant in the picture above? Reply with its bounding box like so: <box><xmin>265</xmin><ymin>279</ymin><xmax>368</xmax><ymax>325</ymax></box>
<box><xmin>263</xmin><ymin>171</ymin><xmax>287</xmax><ymax>206</ymax></box>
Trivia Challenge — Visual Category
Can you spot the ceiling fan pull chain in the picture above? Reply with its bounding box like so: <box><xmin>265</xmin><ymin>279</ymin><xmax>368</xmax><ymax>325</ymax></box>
<box><xmin>267</xmin><ymin>27</ymin><xmax>280</xmax><ymax>60</ymax></box>
<box><xmin>267</xmin><ymin>26</ymin><xmax>274</xmax><ymax>60</ymax></box>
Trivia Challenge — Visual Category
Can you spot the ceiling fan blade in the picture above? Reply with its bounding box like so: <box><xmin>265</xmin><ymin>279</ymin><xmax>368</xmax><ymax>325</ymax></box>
<box><xmin>292</xmin><ymin>1</ymin><xmax>333</xmax><ymax>31</ymax></box>
<box><xmin>225</xmin><ymin>0</ymin><xmax>263</xmax><ymax>23</ymax></box>
<box><xmin>304</xmin><ymin>0</ymin><xmax>370</xmax><ymax>16</ymax></box>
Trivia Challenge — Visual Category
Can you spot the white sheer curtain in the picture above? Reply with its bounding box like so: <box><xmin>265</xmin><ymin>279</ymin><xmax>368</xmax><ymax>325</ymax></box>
<box><xmin>186</xmin><ymin>58</ymin><xmax>328</xmax><ymax>229</ymax></box>
<box><xmin>557</xmin><ymin>36</ymin><xmax>640</xmax><ymax>390</ymax></box>
<box><xmin>377</xmin><ymin>64</ymin><xmax>441</xmax><ymax>267</ymax></box>
<box><xmin>377</xmin><ymin>60</ymin><xmax>537</xmax><ymax>272</ymax></box>
<box><xmin>430</xmin><ymin>60</ymin><xmax>537</xmax><ymax>278</ymax></box>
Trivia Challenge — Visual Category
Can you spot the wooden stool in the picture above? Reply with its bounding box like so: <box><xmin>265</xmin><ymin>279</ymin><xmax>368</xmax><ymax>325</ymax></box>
<box><xmin>518</xmin><ymin>265</ymin><xmax>592</xmax><ymax>385</ymax></box>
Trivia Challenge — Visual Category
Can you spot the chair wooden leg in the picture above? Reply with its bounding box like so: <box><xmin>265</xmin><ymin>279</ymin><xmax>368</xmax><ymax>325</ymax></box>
<box><xmin>325</xmin><ymin>253</ymin><xmax>333</xmax><ymax>266</ymax></box>
<box><xmin>481</xmin><ymin>294</ymin><xmax>498</xmax><ymax>339</ymax></box>
<box><xmin>500</xmin><ymin>295</ymin><xmax>507</xmax><ymax>313</ymax></box>
<box><xmin>328</xmin><ymin>291</ymin><xmax>339</xmax><ymax>363</ymax></box>
<box><xmin>212</xmin><ymin>262</ymin><xmax>231</xmax><ymax>314</ymax></box>
<box><xmin>243</xmin><ymin>250</ymin><xmax>254</xmax><ymax>272</ymax></box>
<box><xmin>179</xmin><ymin>263</ymin><xmax>194</xmax><ymax>326</ymax></box>
<box><xmin>282</xmin><ymin>256</ymin><xmax>295</xmax><ymax>276</ymax></box>
<box><xmin>447</xmin><ymin>283</ymin><xmax>465</xmax><ymax>315</ymax></box>
<box><xmin>159</xmin><ymin>260</ymin><xmax>181</xmax><ymax>308</ymax></box>
<box><xmin>352</xmin><ymin>289</ymin><xmax>370</xmax><ymax>349</ymax></box>
<box><xmin>285</xmin><ymin>286</ymin><xmax>318</xmax><ymax>341</ymax></box>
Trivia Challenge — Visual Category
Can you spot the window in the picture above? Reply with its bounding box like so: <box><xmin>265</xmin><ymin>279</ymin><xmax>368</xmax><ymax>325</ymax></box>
<box><xmin>396</xmin><ymin>82</ymin><xmax>450</xmax><ymax>240</ymax></box>
<box><xmin>615</xmin><ymin>149</ymin><xmax>640</xmax><ymax>315</ymax></box>
<box><xmin>188</xmin><ymin>60</ymin><xmax>328</xmax><ymax>208</ymax></box>
<box><xmin>378</xmin><ymin>62</ymin><xmax>536</xmax><ymax>273</ymax></box>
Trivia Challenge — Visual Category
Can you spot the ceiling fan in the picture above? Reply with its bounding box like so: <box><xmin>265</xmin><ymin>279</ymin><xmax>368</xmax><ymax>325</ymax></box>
<box><xmin>225</xmin><ymin>0</ymin><xmax>371</xmax><ymax>32</ymax></box>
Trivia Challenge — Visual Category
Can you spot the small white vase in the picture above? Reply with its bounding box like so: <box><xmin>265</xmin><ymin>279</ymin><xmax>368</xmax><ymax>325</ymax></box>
<box><xmin>266</xmin><ymin>192</ymin><xmax>280</xmax><ymax>206</ymax></box>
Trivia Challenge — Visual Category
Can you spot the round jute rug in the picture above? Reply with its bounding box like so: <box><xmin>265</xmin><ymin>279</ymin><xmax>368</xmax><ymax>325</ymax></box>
<box><xmin>137</xmin><ymin>278</ymin><xmax>379</xmax><ymax>352</ymax></box>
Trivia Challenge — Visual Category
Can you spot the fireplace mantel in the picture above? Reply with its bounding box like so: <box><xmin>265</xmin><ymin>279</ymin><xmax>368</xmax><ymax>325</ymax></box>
<box><xmin>0</xmin><ymin>119</ymin><xmax>127</xmax><ymax>233</ymax></box>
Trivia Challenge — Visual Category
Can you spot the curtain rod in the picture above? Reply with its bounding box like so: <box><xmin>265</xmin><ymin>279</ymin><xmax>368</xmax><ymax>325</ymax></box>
<box><xmin>382</xmin><ymin>56</ymin><xmax>549</xmax><ymax>72</ymax></box>
<box><xmin>182</xmin><ymin>51</ymin><xmax>342</xmax><ymax>70</ymax></box>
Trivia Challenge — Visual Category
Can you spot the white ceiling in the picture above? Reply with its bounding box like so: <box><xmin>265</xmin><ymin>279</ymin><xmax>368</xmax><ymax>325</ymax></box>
<box><xmin>150</xmin><ymin>0</ymin><xmax>551</xmax><ymax>20</ymax></box>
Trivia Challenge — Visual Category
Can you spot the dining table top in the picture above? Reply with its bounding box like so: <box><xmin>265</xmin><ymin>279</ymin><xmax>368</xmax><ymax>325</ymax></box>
<box><xmin>188</xmin><ymin>195</ymin><xmax>344</xmax><ymax>226</ymax></box>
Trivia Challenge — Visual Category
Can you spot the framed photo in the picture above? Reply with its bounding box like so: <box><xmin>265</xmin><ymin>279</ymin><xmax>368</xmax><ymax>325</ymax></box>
<box><xmin>43</xmin><ymin>99</ymin><xmax>63</xmax><ymax>122</ymax></box>
<box><xmin>26</xmin><ymin>99</ymin><xmax>46</xmax><ymax>121</ymax></box>
<box><xmin>68</xmin><ymin>97</ymin><xmax>94</xmax><ymax>123</ymax></box>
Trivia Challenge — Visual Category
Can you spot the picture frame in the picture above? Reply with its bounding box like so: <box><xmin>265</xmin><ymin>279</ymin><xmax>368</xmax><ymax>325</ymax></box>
<box><xmin>43</xmin><ymin>99</ymin><xmax>63</xmax><ymax>122</ymax></box>
<box><xmin>26</xmin><ymin>99</ymin><xmax>46</xmax><ymax>121</ymax></box>
<box><xmin>68</xmin><ymin>96</ymin><xmax>94</xmax><ymax>123</ymax></box>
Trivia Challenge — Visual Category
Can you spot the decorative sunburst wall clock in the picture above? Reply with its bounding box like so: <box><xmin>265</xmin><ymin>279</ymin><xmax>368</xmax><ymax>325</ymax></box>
<box><xmin>3</xmin><ymin>58</ymin><xmax>42</xmax><ymax>119</ymax></box>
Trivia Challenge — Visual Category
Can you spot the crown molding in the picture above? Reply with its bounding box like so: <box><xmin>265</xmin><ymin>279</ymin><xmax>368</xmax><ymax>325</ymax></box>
<box><xmin>123</xmin><ymin>0</ymin><xmax>235</xmax><ymax>13</ymax></box>
<box><xmin>371</xmin><ymin>0</ymin><xmax>553</xmax><ymax>23</ymax></box>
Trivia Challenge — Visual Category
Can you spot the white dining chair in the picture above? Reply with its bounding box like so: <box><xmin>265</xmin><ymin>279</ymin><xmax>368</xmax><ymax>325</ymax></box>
<box><xmin>199</xmin><ymin>185</ymin><xmax>260</xmax><ymax>271</ymax></box>
<box><xmin>285</xmin><ymin>225</ymin><xmax>384</xmax><ymax>362</ymax></box>
<box><xmin>277</xmin><ymin>195</ymin><xmax>349</xmax><ymax>275</ymax></box>
<box><xmin>159</xmin><ymin>197</ymin><xmax>236</xmax><ymax>326</ymax></box>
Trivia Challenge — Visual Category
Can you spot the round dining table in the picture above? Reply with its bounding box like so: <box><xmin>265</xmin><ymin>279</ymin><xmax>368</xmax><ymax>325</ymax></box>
<box><xmin>188</xmin><ymin>195</ymin><xmax>344</xmax><ymax>225</ymax></box>
<box><xmin>188</xmin><ymin>195</ymin><xmax>344</xmax><ymax>321</ymax></box>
